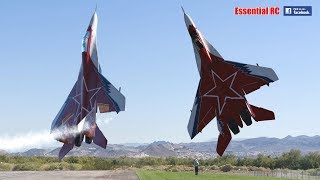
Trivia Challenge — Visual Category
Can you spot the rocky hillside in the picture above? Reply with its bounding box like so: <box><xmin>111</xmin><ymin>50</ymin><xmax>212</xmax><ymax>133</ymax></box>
<box><xmin>6</xmin><ymin>135</ymin><xmax>320</xmax><ymax>159</ymax></box>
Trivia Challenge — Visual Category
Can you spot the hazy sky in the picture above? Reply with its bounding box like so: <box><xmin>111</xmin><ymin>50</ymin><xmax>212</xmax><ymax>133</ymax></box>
<box><xmin>0</xmin><ymin>0</ymin><xmax>319</xmax><ymax>150</ymax></box>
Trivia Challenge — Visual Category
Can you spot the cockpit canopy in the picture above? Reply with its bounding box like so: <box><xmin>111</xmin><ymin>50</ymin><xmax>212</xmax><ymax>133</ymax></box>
<box><xmin>82</xmin><ymin>31</ymin><xmax>90</xmax><ymax>52</ymax></box>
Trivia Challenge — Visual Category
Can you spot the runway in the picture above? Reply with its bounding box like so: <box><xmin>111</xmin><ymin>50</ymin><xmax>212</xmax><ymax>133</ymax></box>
<box><xmin>0</xmin><ymin>170</ymin><xmax>138</xmax><ymax>180</ymax></box>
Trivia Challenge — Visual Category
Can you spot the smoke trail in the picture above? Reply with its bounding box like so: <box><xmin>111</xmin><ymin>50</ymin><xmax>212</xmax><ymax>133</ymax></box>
<box><xmin>0</xmin><ymin>128</ymin><xmax>80</xmax><ymax>152</ymax></box>
<box><xmin>0</xmin><ymin>130</ymin><xmax>57</xmax><ymax>152</ymax></box>
<box><xmin>0</xmin><ymin>113</ymin><xmax>114</xmax><ymax>153</ymax></box>
<box><xmin>96</xmin><ymin>113</ymin><xmax>114</xmax><ymax>125</ymax></box>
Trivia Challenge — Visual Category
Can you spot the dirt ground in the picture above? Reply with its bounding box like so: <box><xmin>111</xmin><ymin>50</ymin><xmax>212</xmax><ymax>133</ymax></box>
<box><xmin>0</xmin><ymin>170</ymin><xmax>138</xmax><ymax>180</ymax></box>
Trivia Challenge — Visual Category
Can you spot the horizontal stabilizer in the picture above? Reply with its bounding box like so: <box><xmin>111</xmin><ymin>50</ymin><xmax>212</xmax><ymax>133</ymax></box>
<box><xmin>93</xmin><ymin>126</ymin><xmax>108</xmax><ymax>148</ymax></box>
<box><xmin>59</xmin><ymin>143</ymin><xmax>74</xmax><ymax>160</ymax></box>
<box><xmin>247</xmin><ymin>104</ymin><xmax>275</xmax><ymax>121</ymax></box>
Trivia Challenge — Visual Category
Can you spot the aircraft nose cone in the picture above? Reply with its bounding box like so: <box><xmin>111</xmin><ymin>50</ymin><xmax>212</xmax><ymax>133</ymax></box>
<box><xmin>89</xmin><ymin>12</ymin><xmax>98</xmax><ymax>26</ymax></box>
<box><xmin>184</xmin><ymin>13</ymin><xmax>195</xmax><ymax>28</ymax></box>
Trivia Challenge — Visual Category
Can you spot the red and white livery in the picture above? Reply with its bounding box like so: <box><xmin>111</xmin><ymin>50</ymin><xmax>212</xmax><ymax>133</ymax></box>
<box><xmin>183</xmin><ymin>8</ymin><xmax>279</xmax><ymax>156</ymax></box>
<box><xmin>51</xmin><ymin>11</ymin><xmax>125</xmax><ymax>159</ymax></box>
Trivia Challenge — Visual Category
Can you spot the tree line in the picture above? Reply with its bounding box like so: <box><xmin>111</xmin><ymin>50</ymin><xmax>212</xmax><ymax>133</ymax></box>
<box><xmin>201</xmin><ymin>150</ymin><xmax>320</xmax><ymax>170</ymax></box>
<box><xmin>0</xmin><ymin>149</ymin><xmax>319</xmax><ymax>171</ymax></box>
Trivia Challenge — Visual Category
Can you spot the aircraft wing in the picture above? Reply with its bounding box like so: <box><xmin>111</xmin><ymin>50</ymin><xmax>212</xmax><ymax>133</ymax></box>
<box><xmin>206</xmin><ymin>47</ymin><xmax>278</xmax><ymax>96</ymax></box>
<box><xmin>51</xmin><ymin>81</ymin><xmax>81</xmax><ymax>131</ymax></box>
<box><xmin>202</xmin><ymin>34</ymin><xmax>279</xmax><ymax>94</ymax></box>
<box><xmin>95</xmin><ymin>68</ymin><xmax>126</xmax><ymax>114</ymax></box>
<box><xmin>224</xmin><ymin>60</ymin><xmax>279</xmax><ymax>94</ymax></box>
<box><xmin>188</xmin><ymin>73</ymin><xmax>218</xmax><ymax>139</ymax></box>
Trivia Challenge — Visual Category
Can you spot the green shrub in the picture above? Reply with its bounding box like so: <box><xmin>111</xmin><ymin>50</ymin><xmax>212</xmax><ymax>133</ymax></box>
<box><xmin>247</xmin><ymin>166</ymin><xmax>269</xmax><ymax>171</ymax></box>
<box><xmin>209</xmin><ymin>165</ymin><xmax>219</xmax><ymax>170</ymax></box>
<box><xmin>164</xmin><ymin>165</ymin><xmax>179</xmax><ymax>172</ymax></box>
<box><xmin>220</xmin><ymin>164</ymin><xmax>233</xmax><ymax>172</ymax></box>
<box><xmin>92</xmin><ymin>158</ymin><xmax>112</xmax><ymax>170</ymax></box>
<box><xmin>308</xmin><ymin>168</ymin><xmax>320</xmax><ymax>176</ymax></box>
<box><xmin>165</xmin><ymin>157</ymin><xmax>177</xmax><ymax>166</ymax></box>
<box><xmin>0</xmin><ymin>156</ymin><xmax>9</xmax><ymax>163</ymax></box>
<box><xmin>39</xmin><ymin>163</ymin><xmax>63</xmax><ymax>171</ymax></box>
<box><xmin>0</xmin><ymin>162</ymin><xmax>13</xmax><ymax>171</ymax></box>
<box><xmin>65</xmin><ymin>156</ymin><xmax>79</xmax><ymax>164</ymax></box>
<box><xmin>66</xmin><ymin>163</ymin><xmax>82</xmax><ymax>170</ymax></box>
<box><xmin>236</xmin><ymin>166</ymin><xmax>249</xmax><ymax>171</ymax></box>
<box><xmin>12</xmin><ymin>163</ymin><xmax>40</xmax><ymax>171</ymax></box>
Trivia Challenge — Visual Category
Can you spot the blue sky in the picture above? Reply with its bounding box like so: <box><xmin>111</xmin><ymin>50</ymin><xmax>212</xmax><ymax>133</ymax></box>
<box><xmin>0</xmin><ymin>0</ymin><xmax>319</xmax><ymax>148</ymax></box>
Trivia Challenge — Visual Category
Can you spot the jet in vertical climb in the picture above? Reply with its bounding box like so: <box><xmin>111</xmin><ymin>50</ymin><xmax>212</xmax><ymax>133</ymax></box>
<box><xmin>183</xmin><ymin>8</ymin><xmax>279</xmax><ymax>156</ymax></box>
<box><xmin>51</xmin><ymin>11</ymin><xmax>125</xmax><ymax>159</ymax></box>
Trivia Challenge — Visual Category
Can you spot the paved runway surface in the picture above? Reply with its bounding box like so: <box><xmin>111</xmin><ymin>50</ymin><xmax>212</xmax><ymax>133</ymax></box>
<box><xmin>0</xmin><ymin>170</ymin><xmax>139</xmax><ymax>180</ymax></box>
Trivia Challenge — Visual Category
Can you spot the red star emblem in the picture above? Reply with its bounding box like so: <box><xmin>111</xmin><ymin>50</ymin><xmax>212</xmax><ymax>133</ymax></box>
<box><xmin>71</xmin><ymin>78</ymin><xmax>101</xmax><ymax>124</ymax></box>
<box><xmin>203</xmin><ymin>71</ymin><xmax>243</xmax><ymax>115</ymax></box>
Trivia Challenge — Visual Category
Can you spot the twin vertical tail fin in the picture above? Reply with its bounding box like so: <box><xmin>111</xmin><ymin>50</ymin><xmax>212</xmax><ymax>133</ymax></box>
<box><xmin>58</xmin><ymin>126</ymin><xmax>107</xmax><ymax>160</ymax></box>
<box><xmin>216</xmin><ymin>121</ymin><xmax>232</xmax><ymax>156</ymax></box>
<box><xmin>58</xmin><ymin>143</ymin><xmax>74</xmax><ymax>160</ymax></box>
<box><xmin>93</xmin><ymin>126</ymin><xmax>108</xmax><ymax>148</ymax></box>
<box><xmin>215</xmin><ymin>103</ymin><xmax>275</xmax><ymax>156</ymax></box>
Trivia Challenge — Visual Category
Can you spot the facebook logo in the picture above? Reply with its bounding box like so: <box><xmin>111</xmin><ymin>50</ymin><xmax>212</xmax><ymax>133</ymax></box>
<box><xmin>285</xmin><ymin>8</ymin><xmax>292</xmax><ymax>15</ymax></box>
<box><xmin>284</xmin><ymin>6</ymin><xmax>312</xmax><ymax>16</ymax></box>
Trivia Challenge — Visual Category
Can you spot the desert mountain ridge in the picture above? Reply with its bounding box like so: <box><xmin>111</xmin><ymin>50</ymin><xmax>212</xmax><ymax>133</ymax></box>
<box><xmin>2</xmin><ymin>135</ymin><xmax>320</xmax><ymax>159</ymax></box>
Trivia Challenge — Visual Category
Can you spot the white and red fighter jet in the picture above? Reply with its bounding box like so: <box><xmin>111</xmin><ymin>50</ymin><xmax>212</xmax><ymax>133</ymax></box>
<box><xmin>183</xmin><ymin>8</ymin><xmax>279</xmax><ymax>156</ymax></box>
<box><xmin>51</xmin><ymin>11</ymin><xmax>125</xmax><ymax>159</ymax></box>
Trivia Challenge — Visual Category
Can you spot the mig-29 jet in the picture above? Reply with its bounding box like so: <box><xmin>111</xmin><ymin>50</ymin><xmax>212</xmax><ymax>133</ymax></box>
<box><xmin>51</xmin><ymin>11</ymin><xmax>125</xmax><ymax>159</ymax></box>
<box><xmin>183</xmin><ymin>8</ymin><xmax>279</xmax><ymax>156</ymax></box>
